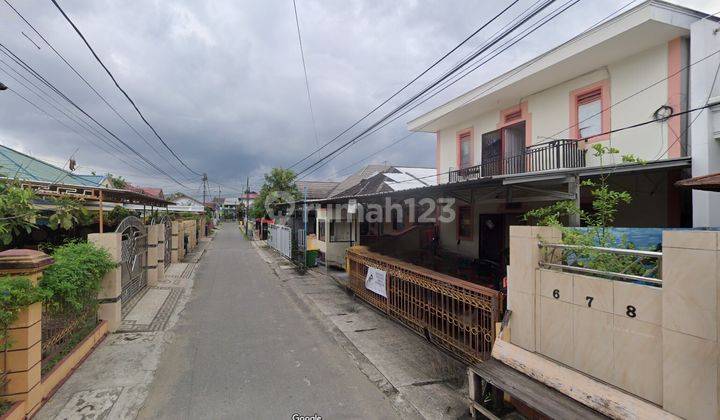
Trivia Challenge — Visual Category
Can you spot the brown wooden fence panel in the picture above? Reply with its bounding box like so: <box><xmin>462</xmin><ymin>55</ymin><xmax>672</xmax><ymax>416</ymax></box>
<box><xmin>346</xmin><ymin>246</ymin><xmax>503</xmax><ymax>364</ymax></box>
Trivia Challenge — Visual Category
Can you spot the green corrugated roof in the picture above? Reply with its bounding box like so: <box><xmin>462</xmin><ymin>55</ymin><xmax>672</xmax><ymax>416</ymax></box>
<box><xmin>0</xmin><ymin>144</ymin><xmax>102</xmax><ymax>187</ymax></box>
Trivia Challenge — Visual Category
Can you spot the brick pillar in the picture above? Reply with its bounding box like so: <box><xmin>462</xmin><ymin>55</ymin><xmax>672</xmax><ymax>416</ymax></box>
<box><xmin>88</xmin><ymin>232</ymin><xmax>122</xmax><ymax>332</ymax></box>
<box><xmin>189</xmin><ymin>220</ymin><xmax>197</xmax><ymax>250</ymax></box>
<box><xmin>146</xmin><ymin>225</ymin><xmax>160</xmax><ymax>287</ymax></box>
<box><xmin>157</xmin><ymin>224</ymin><xmax>166</xmax><ymax>282</ymax></box>
<box><xmin>171</xmin><ymin>221</ymin><xmax>180</xmax><ymax>263</ymax></box>
<box><xmin>0</xmin><ymin>249</ymin><xmax>54</xmax><ymax>416</ymax></box>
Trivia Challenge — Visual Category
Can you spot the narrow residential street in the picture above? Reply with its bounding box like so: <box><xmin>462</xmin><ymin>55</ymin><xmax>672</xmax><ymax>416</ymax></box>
<box><xmin>138</xmin><ymin>223</ymin><xmax>402</xmax><ymax>419</ymax></box>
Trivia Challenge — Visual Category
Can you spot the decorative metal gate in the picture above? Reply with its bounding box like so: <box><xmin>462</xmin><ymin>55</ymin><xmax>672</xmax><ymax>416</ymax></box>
<box><xmin>116</xmin><ymin>216</ymin><xmax>148</xmax><ymax>306</ymax></box>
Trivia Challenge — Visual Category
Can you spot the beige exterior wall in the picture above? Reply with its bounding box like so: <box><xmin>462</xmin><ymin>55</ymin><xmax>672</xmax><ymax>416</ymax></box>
<box><xmin>315</xmin><ymin>207</ymin><xmax>355</xmax><ymax>268</ymax></box>
<box><xmin>506</xmin><ymin>227</ymin><xmax>720</xmax><ymax>419</ymax></box>
<box><xmin>436</xmin><ymin>42</ymin><xmax>675</xmax><ymax>177</ymax></box>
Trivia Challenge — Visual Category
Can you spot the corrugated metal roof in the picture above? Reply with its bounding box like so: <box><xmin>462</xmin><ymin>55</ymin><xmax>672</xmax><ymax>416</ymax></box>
<box><xmin>328</xmin><ymin>164</ymin><xmax>391</xmax><ymax>197</ymax></box>
<box><xmin>676</xmin><ymin>172</ymin><xmax>720</xmax><ymax>192</ymax></box>
<box><xmin>0</xmin><ymin>144</ymin><xmax>100</xmax><ymax>187</ymax></box>
<box><xmin>75</xmin><ymin>174</ymin><xmax>106</xmax><ymax>185</ymax></box>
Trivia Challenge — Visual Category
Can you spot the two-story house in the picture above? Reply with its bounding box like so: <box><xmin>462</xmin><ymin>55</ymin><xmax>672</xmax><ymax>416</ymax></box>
<box><xmin>405</xmin><ymin>0</ymin><xmax>718</xmax><ymax>271</ymax></box>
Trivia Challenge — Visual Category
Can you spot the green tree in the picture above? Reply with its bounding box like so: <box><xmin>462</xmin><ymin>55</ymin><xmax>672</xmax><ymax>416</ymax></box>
<box><xmin>251</xmin><ymin>168</ymin><xmax>300</xmax><ymax>219</ymax></box>
<box><xmin>523</xmin><ymin>145</ymin><xmax>654</xmax><ymax>277</ymax></box>
<box><xmin>0</xmin><ymin>180</ymin><xmax>38</xmax><ymax>245</ymax></box>
<box><xmin>106</xmin><ymin>173</ymin><xmax>128</xmax><ymax>189</ymax></box>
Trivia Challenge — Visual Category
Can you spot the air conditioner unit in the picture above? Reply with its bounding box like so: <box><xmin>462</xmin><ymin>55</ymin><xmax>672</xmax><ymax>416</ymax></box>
<box><xmin>711</xmin><ymin>96</ymin><xmax>720</xmax><ymax>140</ymax></box>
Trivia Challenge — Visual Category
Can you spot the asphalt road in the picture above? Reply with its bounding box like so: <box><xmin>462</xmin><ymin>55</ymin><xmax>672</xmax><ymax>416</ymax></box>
<box><xmin>138</xmin><ymin>223</ymin><xmax>401</xmax><ymax>420</ymax></box>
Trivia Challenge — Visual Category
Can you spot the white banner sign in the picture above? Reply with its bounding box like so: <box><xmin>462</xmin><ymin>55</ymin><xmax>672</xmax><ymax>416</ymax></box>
<box><xmin>365</xmin><ymin>267</ymin><xmax>387</xmax><ymax>298</ymax></box>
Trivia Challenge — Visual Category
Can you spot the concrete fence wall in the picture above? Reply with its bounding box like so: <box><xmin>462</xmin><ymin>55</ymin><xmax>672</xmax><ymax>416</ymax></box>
<box><xmin>88</xmin><ymin>232</ymin><xmax>122</xmax><ymax>333</ymax></box>
<box><xmin>507</xmin><ymin>226</ymin><xmax>720</xmax><ymax>419</ymax></box>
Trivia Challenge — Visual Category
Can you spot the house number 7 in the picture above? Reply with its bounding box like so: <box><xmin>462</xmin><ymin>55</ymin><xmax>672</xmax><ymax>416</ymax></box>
<box><xmin>585</xmin><ymin>296</ymin><xmax>593</xmax><ymax>307</ymax></box>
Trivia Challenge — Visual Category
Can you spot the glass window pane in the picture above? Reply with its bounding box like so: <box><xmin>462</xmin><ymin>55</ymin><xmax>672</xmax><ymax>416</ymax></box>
<box><xmin>458</xmin><ymin>207</ymin><xmax>472</xmax><ymax>238</ymax></box>
<box><xmin>460</xmin><ymin>139</ymin><xmax>471</xmax><ymax>168</ymax></box>
<box><xmin>578</xmin><ymin>100</ymin><xmax>602</xmax><ymax>137</ymax></box>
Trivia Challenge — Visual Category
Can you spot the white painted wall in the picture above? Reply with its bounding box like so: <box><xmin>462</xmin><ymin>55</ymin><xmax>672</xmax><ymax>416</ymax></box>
<box><xmin>436</xmin><ymin>42</ymin><xmax>675</xmax><ymax>177</ymax></box>
<box><xmin>690</xmin><ymin>20</ymin><xmax>720</xmax><ymax>227</ymax></box>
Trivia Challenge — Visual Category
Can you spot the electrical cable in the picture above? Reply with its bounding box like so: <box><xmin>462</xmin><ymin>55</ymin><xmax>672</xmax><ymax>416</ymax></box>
<box><xmin>50</xmin><ymin>0</ymin><xmax>202</xmax><ymax>177</ymax></box>
<box><xmin>286</xmin><ymin>0</ymin><xmax>522</xmax><ymax>170</ymax></box>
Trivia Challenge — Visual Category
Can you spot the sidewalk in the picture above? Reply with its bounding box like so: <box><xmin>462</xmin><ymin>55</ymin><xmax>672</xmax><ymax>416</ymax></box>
<box><xmin>35</xmin><ymin>237</ymin><xmax>213</xmax><ymax>419</ymax></box>
<box><xmin>252</xmin><ymin>241</ymin><xmax>470</xmax><ymax>419</ymax></box>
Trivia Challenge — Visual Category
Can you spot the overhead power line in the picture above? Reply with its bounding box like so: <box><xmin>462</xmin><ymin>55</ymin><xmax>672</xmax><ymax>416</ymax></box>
<box><xmin>295</xmin><ymin>0</ymin><xmax>558</xmax><ymax>179</ymax></box>
<box><xmin>291</xmin><ymin>0</ymin><xmax>321</xmax><ymax>147</ymax></box>
<box><xmin>50</xmin><ymin>0</ymin><xmax>201</xmax><ymax>177</ymax></box>
<box><xmin>3</xmin><ymin>0</ymin><xmax>191</xmax><ymax>181</ymax></box>
<box><xmin>299</xmin><ymin>0</ymin><xmax>573</xmax><ymax>180</ymax></box>
<box><xmin>324</xmin><ymin>0</ymin><xmax>641</xmax><ymax>179</ymax></box>
<box><xmin>4</xmin><ymin>86</ymin><xmax>153</xmax><ymax>177</ymax></box>
<box><xmin>0</xmin><ymin>43</ymin><xmax>191</xmax><ymax>188</ymax></box>
<box><xmin>286</xmin><ymin>0</ymin><xmax>522</xmax><ymax>170</ymax></box>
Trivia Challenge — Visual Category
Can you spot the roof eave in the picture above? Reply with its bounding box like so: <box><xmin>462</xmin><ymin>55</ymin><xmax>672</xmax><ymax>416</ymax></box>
<box><xmin>406</xmin><ymin>0</ymin><xmax>706</xmax><ymax>133</ymax></box>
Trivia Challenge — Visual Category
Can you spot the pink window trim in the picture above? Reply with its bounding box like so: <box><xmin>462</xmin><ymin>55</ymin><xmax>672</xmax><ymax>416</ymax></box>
<box><xmin>569</xmin><ymin>79</ymin><xmax>610</xmax><ymax>143</ymax></box>
<box><xmin>497</xmin><ymin>101</ymin><xmax>532</xmax><ymax>147</ymax></box>
<box><xmin>456</xmin><ymin>128</ymin><xmax>474</xmax><ymax>169</ymax></box>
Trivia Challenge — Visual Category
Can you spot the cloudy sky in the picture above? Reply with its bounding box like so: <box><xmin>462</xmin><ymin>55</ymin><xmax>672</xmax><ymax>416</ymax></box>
<box><xmin>0</xmin><ymin>0</ymin><xmax>716</xmax><ymax>198</ymax></box>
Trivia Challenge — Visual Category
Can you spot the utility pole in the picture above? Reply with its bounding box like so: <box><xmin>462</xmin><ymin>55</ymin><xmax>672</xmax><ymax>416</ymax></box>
<box><xmin>202</xmin><ymin>173</ymin><xmax>208</xmax><ymax>210</ymax></box>
<box><xmin>245</xmin><ymin>176</ymin><xmax>250</xmax><ymax>236</ymax></box>
<box><xmin>303</xmin><ymin>186</ymin><xmax>308</xmax><ymax>268</ymax></box>
<box><xmin>202</xmin><ymin>173</ymin><xmax>208</xmax><ymax>235</ymax></box>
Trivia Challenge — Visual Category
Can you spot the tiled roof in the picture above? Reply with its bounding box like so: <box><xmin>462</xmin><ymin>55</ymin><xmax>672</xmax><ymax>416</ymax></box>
<box><xmin>0</xmin><ymin>144</ymin><xmax>102</xmax><ymax>187</ymax></box>
<box><xmin>295</xmin><ymin>181</ymin><xmax>340</xmax><ymax>199</ymax></box>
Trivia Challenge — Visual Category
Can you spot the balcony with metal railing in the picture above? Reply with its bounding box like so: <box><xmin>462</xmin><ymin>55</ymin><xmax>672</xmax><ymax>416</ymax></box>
<box><xmin>448</xmin><ymin>139</ymin><xmax>586</xmax><ymax>183</ymax></box>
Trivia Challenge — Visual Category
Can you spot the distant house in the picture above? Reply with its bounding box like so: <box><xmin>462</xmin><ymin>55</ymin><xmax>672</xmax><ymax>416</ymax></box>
<box><xmin>167</xmin><ymin>192</ymin><xmax>204</xmax><ymax>207</ymax></box>
<box><xmin>289</xmin><ymin>165</ymin><xmax>435</xmax><ymax>268</ymax></box>
<box><xmin>126</xmin><ymin>186</ymin><xmax>164</xmax><ymax>200</ymax></box>
<box><xmin>239</xmin><ymin>192</ymin><xmax>258</xmax><ymax>208</ymax></box>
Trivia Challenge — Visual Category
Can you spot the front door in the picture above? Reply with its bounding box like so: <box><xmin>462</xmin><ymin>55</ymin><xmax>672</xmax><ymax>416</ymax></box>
<box><xmin>502</xmin><ymin>122</ymin><xmax>526</xmax><ymax>174</ymax></box>
<box><xmin>478</xmin><ymin>214</ymin><xmax>504</xmax><ymax>263</ymax></box>
<box><xmin>481</xmin><ymin>130</ymin><xmax>501</xmax><ymax>176</ymax></box>
<box><xmin>478</xmin><ymin>214</ymin><xmax>505</xmax><ymax>290</ymax></box>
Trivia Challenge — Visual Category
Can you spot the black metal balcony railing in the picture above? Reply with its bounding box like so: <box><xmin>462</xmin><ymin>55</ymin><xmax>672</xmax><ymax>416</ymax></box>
<box><xmin>448</xmin><ymin>139</ymin><xmax>586</xmax><ymax>183</ymax></box>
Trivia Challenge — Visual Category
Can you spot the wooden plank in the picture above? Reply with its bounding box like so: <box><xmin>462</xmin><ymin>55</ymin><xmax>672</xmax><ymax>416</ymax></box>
<box><xmin>491</xmin><ymin>340</ymin><xmax>680</xmax><ymax>420</ymax></box>
<box><xmin>470</xmin><ymin>360</ymin><xmax>607</xmax><ymax>419</ymax></box>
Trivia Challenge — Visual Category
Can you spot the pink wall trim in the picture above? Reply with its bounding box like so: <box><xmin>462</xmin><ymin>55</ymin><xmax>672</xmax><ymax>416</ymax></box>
<box><xmin>497</xmin><ymin>101</ymin><xmax>532</xmax><ymax>147</ymax></box>
<box><xmin>667</xmin><ymin>37</ymin><xmax>683</xmax><ymax>159</ymax></box>
<box><xmin>569</xmin><ymin>79</ymin><xmax>611</xmax><ymax>143</ymax></box>
<box><xmin>456</xmin><ymin>127</ymin><xmax>474</xmax><ymax>169</ymax></box>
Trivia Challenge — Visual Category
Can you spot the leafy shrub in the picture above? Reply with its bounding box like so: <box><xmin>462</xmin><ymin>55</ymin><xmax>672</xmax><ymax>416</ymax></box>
<box><xmin>524</xmin><ymin>145</ymin><xmax>656</xmax><ymax>278</ymax></box>
<box><xmin>40</xmin><ymin>241</ymin><xmax>116</xmax><ymax>313</ymax></box>
<box><xmin>0</xmin><ymin>276</ymin><xmax>49</xmax><ymax>342</ymax></box>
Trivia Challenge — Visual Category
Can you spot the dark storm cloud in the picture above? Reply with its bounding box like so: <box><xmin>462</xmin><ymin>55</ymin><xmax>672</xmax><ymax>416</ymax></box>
<box><xmin>0</xmin><ymin>0</ymin><xmax>712</xmax><ymax>196</ymax></box>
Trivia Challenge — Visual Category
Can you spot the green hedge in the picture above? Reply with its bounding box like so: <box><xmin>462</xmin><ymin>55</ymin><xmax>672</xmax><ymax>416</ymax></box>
<box><xmin>0</xmin><ymin>276</ymin><xmax>48</xmax><ymax>342</ymax></box>
<box><xmin>40</xmin><ymin>241</ymin><xmax>116</xmax><ymax>313</ymax></box>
